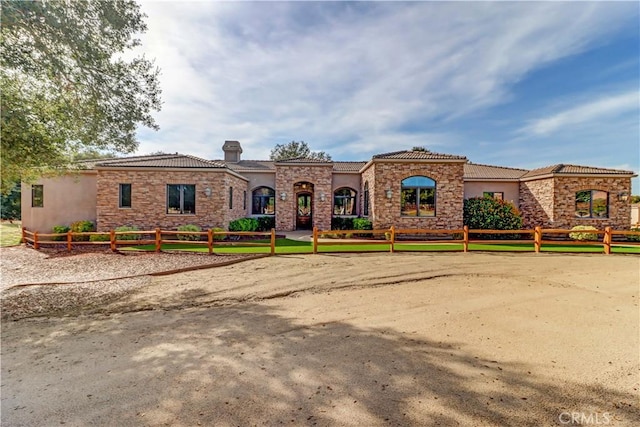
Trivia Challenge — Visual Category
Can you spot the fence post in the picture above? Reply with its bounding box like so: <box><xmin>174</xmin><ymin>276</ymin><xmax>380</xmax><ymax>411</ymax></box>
<box><xmin>534</xmin><ymin>226</ymin><xmax>541</xmax><ymax>253</ymax></box>
<box><xmin>110</xmin><ymin>230</ymin><xmax>116</xmax><ymax>252</ymax></box>
<box><xmin>270</xmin><ymin>228</ymin><xmax>276</xmax><ymax>256</ymax></box>
<box><xmin>389</xmin><ymin>226</ymin><xmax>395</xmax><ymax>253</ymax></box>
<box><xmin>604</xmin><ymin>227</ymin><xmax>612</xmax><ymax>255</ymax></box>
<box><xmin>34</xmin><ymin>231</ymin><xmax>39</xmax><ymax>250</ymax></box>
<box><xmin>155</xmin><ymin>228</ymin><xmax>161</xmax><ymax>252</ymax></box>
<box><xmin>463</xmin><ymin>226</ymin><xmax>469</xmax><ymax>252</ymax></box>
<box><xmin>313</xmin><ymin>227</ymin><xmax>318</xmax><ymax>254</ymax></box>
<box><xmin>208</xmin><ymin>229</ymin><xmax>213</xmax><ymax>255</ymax></box>
<box><xmin>67</xmin><ymin>230</ymin><xmax>72</xmax><ymax>252</ymax></box>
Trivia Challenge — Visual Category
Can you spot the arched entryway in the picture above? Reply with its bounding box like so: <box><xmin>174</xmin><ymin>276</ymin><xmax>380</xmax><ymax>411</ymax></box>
<box><xmin>294</xmin><ymin>181</ymin><xmax>314</xmax><ymax>230</ymax></box>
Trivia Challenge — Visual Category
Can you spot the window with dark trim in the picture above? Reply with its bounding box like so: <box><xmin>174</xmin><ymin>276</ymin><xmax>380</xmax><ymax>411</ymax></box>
<box><xmin>119</xmin><ymin>184</ymin><xmax>132</xmax><ymax>208</ymax></box>
<box><xmin>363</xmin><ymin>182</ymin><xmax>369</xmax><ymax>216</ymax></box>
<box><xmin>575</xmin><ymin>190</ymin><xmax>608</xmax><ymax>218</ymax></box>
<box><xmin>32</xmin><ymin>185</ymin><xmax>43</xmax><ymax>208</ymax></box>
<box><xmin>333</xmin><ymin>187</ymin><xmax>357</xmax><ymax>216</ymax></box>
<box><xmin>229</xmin><ymin>187</ymin><xmax>233</xmax><ymax>209</ymax></box>
<box><xmin>243</xmin><ymin>190</ymin><xmax>247</xmax><ymax>210</ymax></box>
<box><xmin>483</xmin><ymin>191</ymin><xmax>504</xmax><ymax>201</ymax></box>
<box><xmin>252</xmin><ymin>187</ymin><xmax>275</xmax><ymax>215</ymax></box>
<box><xmin>401</xmin><ymin>176</ymin><xmax>436</xmax><ymax>217</ymax></box>
<box><xmin>167</xmin><ymin>184</ymin><xmax>196</xmax><ymax>214</ymax></box>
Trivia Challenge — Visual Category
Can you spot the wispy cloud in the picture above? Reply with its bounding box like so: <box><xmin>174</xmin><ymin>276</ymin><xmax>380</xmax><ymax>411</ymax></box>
<box><xmin>520</xmin><ymin>91</ymin><xmax>639</xmax><ymax>136</ymax></box>
<box><xmin>132</xmin><ymin>1</ymin><xmax>638</xmax><ymax>167</ymax></box>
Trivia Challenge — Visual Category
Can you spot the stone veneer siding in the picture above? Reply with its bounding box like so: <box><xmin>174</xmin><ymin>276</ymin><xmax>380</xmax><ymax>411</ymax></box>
<box><xmin>553</xmin><ymin>176</ymin><xmax>631</xmax><ymax>230</ymax></box>
<box><xmin>96</xmin><ymin>169</ymin><xmax>247</xmax><ymax>231</ymax></box>
<box><xmin>275</xmin><ymin>165</ymin><xmax>333</xmax><ymax>231</ymax></box>
<box><xmin>519</xmin><ymin>176</ymin><xmax>632</xmax><ymax>229</ymax></box>
<box><xmin>519</xmin><ymin>178</ymin><xmax>555</xmax><ymax>228</ymax></box>
<box><xmin>363</xmin><ymin>161</ymin><xmax>465</xmax><ymax>230</ymax></box>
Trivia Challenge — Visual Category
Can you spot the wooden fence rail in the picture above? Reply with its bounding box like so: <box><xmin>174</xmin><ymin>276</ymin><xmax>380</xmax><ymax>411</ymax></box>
<box><xmin>21</xmin><ymin>226</ymin><xmax>640</xmax><ymax>255</ymax></box>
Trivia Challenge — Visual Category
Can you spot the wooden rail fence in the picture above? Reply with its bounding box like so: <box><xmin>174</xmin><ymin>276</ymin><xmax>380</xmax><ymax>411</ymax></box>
<box><xmin>21</xmin><ymin>226</ymin><xmax>640</xmax><ymax>255</ymax></box>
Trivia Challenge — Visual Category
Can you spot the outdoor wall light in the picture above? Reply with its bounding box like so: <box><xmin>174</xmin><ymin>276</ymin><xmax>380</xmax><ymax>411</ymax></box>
<box><xmin>618</xmin><ymin>191</ymin><xmax>629</xmax><ymax>202</ymax></box>
<box><xmin>280</xmin><ymin>192</ymin><xmax>287</xmax><ymax>201</ymax></box>
<box><xmin>385</xmin><ymin>189</ymin><xmax>393</xmax><ymax>199</ymax></box>
<box><xmin>204</xmin><ymin>187</ymin><xmax>212</xmax><ymax>197</ymax></box>
<box><xmin>320</xmin><ymin>193</ymin><xmax>326</xmax><ymax>202</ymax></box>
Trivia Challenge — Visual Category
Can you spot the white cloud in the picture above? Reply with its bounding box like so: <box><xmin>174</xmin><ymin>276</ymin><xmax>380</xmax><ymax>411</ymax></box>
<box><xmin>520</xmin><ymin>91</ymin><xmax>639</xmax><ymax>136</ymax></box>
<box><xmin>131</xmin><ymin>1</ymin><xmax>637</xmax><ymax>161</ymax></box>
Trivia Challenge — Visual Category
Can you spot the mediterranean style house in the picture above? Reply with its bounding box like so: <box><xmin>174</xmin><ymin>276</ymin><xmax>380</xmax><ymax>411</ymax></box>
<box><xmin>21</xmin><ymin>141</ymin><xmax>636</xmax><ymax>233</ymax></box>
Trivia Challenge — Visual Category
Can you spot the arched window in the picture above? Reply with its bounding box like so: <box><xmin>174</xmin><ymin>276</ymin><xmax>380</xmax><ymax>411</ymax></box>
<box><xmin>333</xmin><ymin>187</ymin><xmax>357</xmax><ymax>216</ymax></box>
<box><xmin>401</xmin><ymin>176</ymin><xmax>436</xmax><ymax>217</ymax></box>
<box><xmin>363</xmin><ymin>182</ymin><xmax>370</xmax><ymax>216</ymax></box>
<box><xmin>252</xmin><ymin>187</ymin><xmax>275</xmax><ymax>215</ymax></box>
<box><xmin>575</xmin><ymin>190</ymin><xmax>608</xmax><ymax>218</ymax></box>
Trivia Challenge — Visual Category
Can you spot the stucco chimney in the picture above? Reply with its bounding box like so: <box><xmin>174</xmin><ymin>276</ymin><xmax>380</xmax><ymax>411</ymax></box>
<box><xmin>222</xmin><ymin>140</ymin><xmax>243</xmax><ymax>163</ymax></box>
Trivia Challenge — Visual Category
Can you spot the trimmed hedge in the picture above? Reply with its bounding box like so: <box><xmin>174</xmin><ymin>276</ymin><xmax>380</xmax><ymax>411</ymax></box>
<box><xmin>115</xmin><ymin>226</ymin><xmax>141</xmax><ymax>240</ymax></box>
<box><xmin>229</xmin><ymin>217</ymin><xmax>259</xmax><ymax>232</ymax></box>
<box><xmin>331</xmin><ymin>217</ymin><xmax>354</xmax><ymax>230</ymax></box>
<box><xmin>70</xmin><ymin>220</ymin><xmax>95</xmax><ymax>241</ymax></box>
<box><xmin>569</xmin><ymin>225</ymin><xmax>598</xmax><ymax>241</ymax></box>
<box><xmin>256</xmin><ymin>216</ymin><xmax>275</xmax><ymax>232</ymax></box>
<box><xmin>51</xmin><ymin>225</ymin><xmax>70</xmax><ymax>241</ymax></box>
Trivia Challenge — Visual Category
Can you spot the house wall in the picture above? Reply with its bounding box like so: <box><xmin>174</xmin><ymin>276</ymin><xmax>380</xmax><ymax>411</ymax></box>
<box><xmin>519</xmin><ymin>178</ymin><xmax>555</xmax><ymax>228</ymax></box>
<box><xmin>275</xmin><ymin>165</ymin><xmax>333</xmax><ymax>231</ymax></box>
<box><xmin>463</xmin><ymin>181</ymin><xmax>520</xmax><ymax>207</ymax></box>
<box><xmin>552</xmin><ymin>176</ymin><xmax>631</xmax><ymax>230</ymax></box>
<box><xmin>631</xmin><ymin>204</ymin><xmax>639</xmax><ymax>226</ymax></box>
<box><xmin>361</xmin><ymin>165</ymin><xmax>376</xmax><ymax>221</ymax></box>
<box><xmin>243</xmin><ymin>172</ymin><xmax>277</xmax><ymax>216</ymax></box>
<box><xmin>223</xmin><ymin>174</ymin><xmax>251</xmax><ymax>226</ymax></box>
<box><xmin>21</xmin><ymin>172</ymin><xmax>97</xmax><ymax>232</ymax></box>
<box><xmin>368</xmin><ymin>161</ymin><xmax>465</xmax><ymax>229</ymax></box>
<box><xmin>96</xmin><ymin>169</ymin><xmax>247</xmax><ymax>231</ymax></box>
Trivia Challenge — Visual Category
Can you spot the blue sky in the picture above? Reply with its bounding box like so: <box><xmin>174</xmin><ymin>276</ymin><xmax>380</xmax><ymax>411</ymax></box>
<box><xmin>134</xmin><ymin>1</ymin><xmax>639</xmax><ymax>191</ymax></box>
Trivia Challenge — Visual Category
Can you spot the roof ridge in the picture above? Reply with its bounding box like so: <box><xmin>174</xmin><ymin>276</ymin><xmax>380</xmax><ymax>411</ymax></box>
<box><xmin>466</xmin><ymin>162</ymin><xmax>529</xmax><ymax>172</ymax></box>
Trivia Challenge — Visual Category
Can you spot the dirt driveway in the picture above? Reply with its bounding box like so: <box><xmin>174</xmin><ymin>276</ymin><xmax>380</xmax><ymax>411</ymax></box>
<box><xmin>1</xmin><ymin>252</ymin><xmax>639</xmax><ymax>426</ymax></box>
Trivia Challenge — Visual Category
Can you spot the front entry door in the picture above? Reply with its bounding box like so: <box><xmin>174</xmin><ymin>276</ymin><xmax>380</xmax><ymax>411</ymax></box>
<box><xmin>296</xmin><ymin>192</ymin><xmax>313</xmax><ymax>230</ymax></box>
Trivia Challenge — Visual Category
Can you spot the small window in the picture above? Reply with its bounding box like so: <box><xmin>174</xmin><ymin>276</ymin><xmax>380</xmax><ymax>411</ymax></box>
<box><xmin>575</xmin><ymin>190</ymin><xmax>608</xmax><ymax>218</ymax></box>
<box><xmin>119</xmin><ymin>184</ymin><xmax>132</xmax><ymax>208</ymax></box>
<box><xmin>363</xmin><ymin>182</ymin><xmax>369</xmax><ymax>216</ymax></box>
<box><xmin>31</xmin><ymin>185</ymin><xmax>43</xmax><ymax>208</ymax></box>
<box><xmin>483</xmin><ymin>192</ymin><xmax>504</xmax><ymax>201</ymax></box>
<box><xmin>333</xmin><ymin>188</ymin><xmax>357</xmax><ymax>216</ymax></box>
<box><xmin>243</xmin><ymin>190</ymin><xmax>247</xmax><ymax>210</ymax></box>
<box><xmin>167</xmin><ymin>184</ymin><xmax>196</xmax><ymax>214</ymax></box>
<box><xmin>229</xmin><ymin>187</ymin><xmax>233</xmax><ymax>209</ymax></box>
<box><xmin>252</xmin><ymin>187</ymin><xmax>275</xmax><ymax>215</ymax></box>
<box><xmin>401</xmin><ymin>176</ymin><xmax>436</xmax><ymax>217</ymax></box>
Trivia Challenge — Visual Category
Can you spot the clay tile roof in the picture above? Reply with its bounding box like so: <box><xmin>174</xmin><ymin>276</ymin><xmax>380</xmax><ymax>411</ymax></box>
<box><xmin>95</xmin><ymin>154</ymin><xmax>226</xmax><ymax>169</ymax></box>
<box><xmin>274</xmin><ymin>157</ymin><xmax>333</xmax><ymax>164</ymax></box>
<box><xmin>333</xmin><ymin>161</ymin><xmax>367</xmax><ymax>172</ymax></box>
<box><xmin>225</xmin><ymin>160</ymin><xmax>276</xmax><ymax>171</ymax></box>
<box><xmin>464</xmin><ymin>163</ymin><xmax>529</xmax><ymax>180</ymax></box>
<box><xmin>521</xmin><ymin>164</ymin><xmax>635</xmax><ymax>178</ymax></box>
<box><xmin>372</xmin><ymin>150</ymin><xmax>466</xmax><ymax>160</ymax></box>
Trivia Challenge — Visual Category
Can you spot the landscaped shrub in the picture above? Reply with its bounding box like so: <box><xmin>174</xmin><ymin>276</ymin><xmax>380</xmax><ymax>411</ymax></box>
<box><xmin>568</xmin><ymin>225</ymin><xmax>599</xmax><ymax>241</ymax></box>
<box><xmin>115</xmin><ymin>226</ymin><xmax>140</xmax><ymax>240</ymax></box>
<box><xmin>212</xmin><ymin>227</ymin><xmax>226</xmax><ymax>241</ymax></box>
<box><xmin>228</xmin><ymin>217</ymin><xmax>259</xmax><ymax>232</ymax></box>
<box><xmin>256</xmin><ymin>216</ymin><xmax>275</xmax><ymax>232</ymax></box>
<box><xmin>627</xmin><ymin>227</ymin><xmax>640</xmax><ymax>242</ymax></box>
<box><xmin>177</xmin><ymin>224</ymin><xmax>202</xmax><ymax>241</ymax></box>
<box><xmin>89</xmin><ymin>233</ymin><xmax>110</xmax><ymax>242</ymax></box>
<box><xmin>51</xmin><ymin>225</ymin><xmax>70</xmax><ymax>241</ymax></box>
<box><xmin>70</xmin><ymin>220</ymin><xmax>95</xmax><ymax>241</ymax></box>
<box><xmin>463</xmin><ymin>197</ymin><xmax>522</xmax><ymax>239</ymax></box>
<box><xmin>352</xmin><ymin>218</ymin><xmax>373</xmax><ymax>237</ymax></box>
<box><xmin>331</xmin><ymin>217</ymin><xmax>354</xmax><ymax>230</ymax></box>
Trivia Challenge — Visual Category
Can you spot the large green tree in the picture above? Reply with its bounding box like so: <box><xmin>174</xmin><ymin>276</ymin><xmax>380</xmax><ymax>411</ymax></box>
<box><xmin>269</xmin><ymin>141</ymin><xmax>332</xmax><ymax>161</ymax></box>
<box><xmin>0</xmin><ymin>0</ymin><xmax>161</xmax><ymax>192</ymax></box>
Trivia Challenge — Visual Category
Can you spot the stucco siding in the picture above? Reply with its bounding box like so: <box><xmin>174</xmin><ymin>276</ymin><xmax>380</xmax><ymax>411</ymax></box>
<box><xmin>21</xmin><ymin>173</ymin><xmax>97</xmax><ymax>232</ymax></box>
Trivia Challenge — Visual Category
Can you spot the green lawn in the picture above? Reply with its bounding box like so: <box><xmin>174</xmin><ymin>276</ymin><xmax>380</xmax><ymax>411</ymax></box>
<box><xmin>122</xmin><ymin>238</ymin><xmax>640</xmax><ymax>255</ymax></box>
<box><xmin>0</xmin><ymin>222</ymin><xmax>22</xmax><ymax>247</ymax></box>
